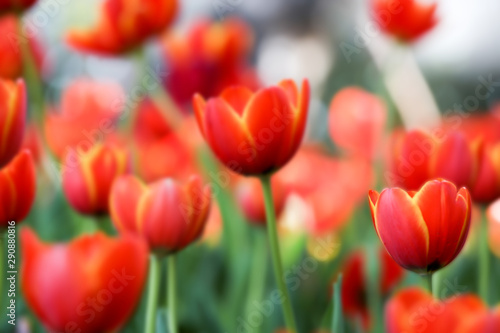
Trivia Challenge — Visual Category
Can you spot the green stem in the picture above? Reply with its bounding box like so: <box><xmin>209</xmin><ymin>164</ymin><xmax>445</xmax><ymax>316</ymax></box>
<box><xmin>332</xmin><ymin>275</ymin><xmax>344</xmax><ymax>333</ymax></box>
<box><xmin>145</xmin><ymin>254</ymin><xmax>161</xmax><ymax>333</ymax></box>
<box><xmin>364</xmin><ymin>246</ymin><xmax>382</xmax><ymax>333</ymax></box>
<box><xmin>17</xmin><ymin>17</ymin><xmax>45</xmax><ymax>122</ymax></box>
<box><xmin>259</xmin><ymin>175</ymin><xmax>297</xmax><ymax>333</ymax></box>
<box><xmin>245</xmin><ymin>230</ymin><xmax>268</xmax><ymax>333</ymax></box>
<box><xmin>479</xmin><ymin>208</ymin><xmax>490</xmax><ymax>305</ymax></box>
<box><xmin>167</xmin><ymin>255</ymin><xmax>178</xmax><ymax>333</ymax></box>
<box><xmin>424</xmin><ymin>273</ymin><xmax>433</xmax><ymax>297</ymax></box>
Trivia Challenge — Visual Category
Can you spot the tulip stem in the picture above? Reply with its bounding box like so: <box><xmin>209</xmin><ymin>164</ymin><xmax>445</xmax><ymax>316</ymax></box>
<box><xmin>145</xmin><ymin>254</ymin><xmax>161</xmax><ymax>333</ymax></box>
<box><xmin>479</xmin><ymin>208</ymin><xmax>490</xmax><ymax>305</ymax></box>
<box><xmin>424</xmin><ymin>273</ymin><xmax>433</xmax><ymax>297</ymax></box>
<box><xmin>167</xmin><ymin>255</ymin><xmax>178</xmax><ymax>333</ymax></box>
<box><xmin>259</xmin><ymin>175</ymin><xmax>298</xmax><ymax>333</ymax></box>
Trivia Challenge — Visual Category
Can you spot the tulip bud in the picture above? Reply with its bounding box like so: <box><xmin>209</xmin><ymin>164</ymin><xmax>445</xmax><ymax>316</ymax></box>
<box><xmin>0</xmin><ymin>150</ymin><xmax>36</xmax><ymax>228</ymax></box>
<box><xmin>0</xmin><ymin>78</ymin><xmax>26</xmax><ymax>167</ymax></box>
<box><xmin>62</xmin><ymin>143</ymin><xmax>130</xmax><ymax>215</ymax></box>
<box><xmin>21</xmin><ymin>228</ymin><xmax>148</xmax><ymax>333</ymax></box>
<box><xmin>193</xmin><ymin>79</ymin><xmax>310</xmax><ymax>175</ymax></box>
<box><xmin>470</xmin><ymin>142</ymin><xmax>500</xmax><ymax>203</ymax></box>
<box><xmin>369</xmin><ymin>179</ymin><xmax>472</xmax><ymax>274</ymax></box>
<box><xmin>110</xmin><ymin>175</ymin><xmax>211</xmax><ymax>254</ymax></box>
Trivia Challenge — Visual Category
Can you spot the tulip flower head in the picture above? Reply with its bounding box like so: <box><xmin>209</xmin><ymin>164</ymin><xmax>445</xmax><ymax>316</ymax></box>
<box><xmin>193</xmin><ymin>79</ymin><xmax>310</xmax><ymax>175</ymax></box>
<box><xmin>0</xmin><ymin>78</ymin><xmax>26</xmax><ymax>167</ymax></box>
<box><xmin>372</xmin><ymin>0</ymin><xmax>438</xmax><ymax>42</ymax></box>
<box><xmin>62</xmin><ymin>143</ymin><xmax>130</xmax><ymax>216</ymax></box>
<box><xmin>21</xmin><ymin>229</ymin><xmax>149</xmax><ymax>333</ymax></box>
<box><xmin>110</xmin><ymin>175</ymin><xmax>211</xmax><ymax>254</ymax></box>
<box><xmin>328</xmin><ymin>87</ymin><xmax>387</xmax><ymax>160</ymax></box>
<box><xmin>369</xmin><ymin>179</ymin><xmax>472</xmax><ymax>274</ymax></box>
<box><xmin>0</xmin><ymin>15</ymin><xmax>43</xmax><ymax>80</ymax></box>
<box><xmin>0</xmin><ymin>150</ymin><xmax>36</xmax><ymax>228</ymax></box>
<box><xmin>67</xmin><ymin>0</ymin><xmax>178</xmax><ymax>55</ymax></box>
<box><xmin>470</xmin><ymin>142</ymin><xmax>500</xmax><ymax>203</ymax></box>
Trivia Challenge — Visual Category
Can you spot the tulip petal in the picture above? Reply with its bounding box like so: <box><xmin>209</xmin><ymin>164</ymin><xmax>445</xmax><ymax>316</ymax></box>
<box><xmin>109</xmin><ymin>175</ymin><xmax>146</xmax><ymax>234</ymax></box>
<box><xmin>375</xmin><ymin>188</ymin><xmax>429</xmax><ymax>272</ymax></box>
<box><xmin>220</xmin><ymin>86</ymin><xmax>254</xmax><ymax>115</ymax></box>
<box><xmin>413</xmin><ymin>180</ymin><xmax>470</xmax><ymax>270</ymax></box>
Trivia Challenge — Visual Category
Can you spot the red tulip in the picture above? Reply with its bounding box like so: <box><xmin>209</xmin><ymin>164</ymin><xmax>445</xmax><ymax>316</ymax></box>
<box><xmin>372</xmin><ymin>0</ymin><xmax>437</xmax><ymax>42</ymax></box>
<box><xmin>236</xmin><ymin>177</ymin><xmax>287</xmax><ymax>225</ymax></box>
<box><xmin>0</xmin><ymin>15</ymin><xmax>43</xmax><ymax>80</ymax></box>
<box><xmin>487</xmin><ymin>199</ymin><xmax>500</xmax><ymax>258</ymax></box>
<box><xmin>386</xmin><ymin>129</ymin><xmax>477</xmax><ymax>191</ymax></box>
<box><xmin>44</xmin><ymin>79</ymin><xmax>124</xmax><ymax>159</ymax></box>
<box><xmin>328</xmin><ymin>87</ymin><xmax>386</xmax><ymax>160</ymax></box>
<box><xmin>0</xmin><ymin>78</ymin><xmax>26</xmax><ymax>167</ymax></box>
<box><xmin>62</xmin><ymin>143</ymin><xmax>130</xmax><ymax>216</ymax></box>
<box><xmin>457</xmin><ymin>306</ymin><xmax>500</xmax><ymax>333</ymax></box>
<box><xmin>470</xmin><ymin>142</ymin><xmax>500</xmax><ymax>203</ymax></box>
<box><xmin>369</xmin><ymin>179</ymin><xmax>471</xmax><ymax>273</ymax></box>
<box><xmin>66</xmin><ymin>0</ymin><xmax>178</xmax><ymax>55</ymax></box>
<box><xmin>193</xmin><ymin>79</ymin><xmax>310</xmax><ymax>175</ymax></box>
<box><xmin>110</xmin><ymin>175</ymin><xmax>211</xmax><ymax>253</ymax></box>
<box><xmin>340</xmin><ymin>248</ymin><xmax>404</xmax><ymax>329</ymax></box>
<box><xmin>0</xmin><ymin>0</ymin><xmax>37</xmax><ymax>13</ymax></box>
<box><xmin>0</xmin><ymin>150</ymin><xmax>36</xmax><ymax>228</ymax></box>
<box><xmin>21</xmin><ymin>228</ymin><xmax>148</xmax><ymax>333</ymax></box>
<box><xmin>162</xmin><ymin>18</ymin><xmax>259</xmax><ymax>106</ymax></box>
<box><xmin>386</xmin><ymin>288</ymin><xmax>486</xmax><ymax>333</ymax></box>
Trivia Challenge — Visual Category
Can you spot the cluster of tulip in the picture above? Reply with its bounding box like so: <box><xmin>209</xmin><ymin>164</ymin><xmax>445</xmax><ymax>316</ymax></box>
<box><xmin>0</xmin><ymin>0</ymin><xmax>499</xmax><ymax>332</ymax></box>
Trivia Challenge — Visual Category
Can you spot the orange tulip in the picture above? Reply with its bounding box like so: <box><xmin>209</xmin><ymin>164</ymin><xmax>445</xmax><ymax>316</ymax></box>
<box><xmin>193</xmin><ymin>79</ymin><xmax>310</xmax><ymax>175</ymax></box>
<box><xmin>0</xmin><ymin>78</ymin><xmax>26</xmax><ymax>167</ymax></box>
<box><xmin>0</xmin><ymin>0</ymin><xmax>37</xmax><ymax>13</ymax></box>
<box><xmin>328</xmin><ymin>87</ymin><xmax>386</xmax><ymax>160</ymax></box>
<box><xmin>66</xmin><ymin>0</ymin><xmax>178</xmax><ymax>55</ymax></box>
<box><xmin>21</xmin><ymin>228</ymin><xmax>148</xmax><ymax>333</ymax></box>
<box><xmin>44</xmin><ymin>79</ymin><xmax>124</xmax><ymax>159</ymax></box>
<box><xmin>236</xmin><ymin>177</ymin><xmax>287</xmax><ymax>225</ymax></box>
<box><xmin>340</xmin><ymin>249</ymin><xmax>404</xmax><ymax>329</ymax></box>
<box><xmin>0</xmin><ymin>150</ymin><xmax>36</xmax><ymax>228</ymax></box>
<box><xmin>470</xmin><ymin>142</ymin><xmax>500</xmax><ymax>203</ymax></box>
<box><xmin>369</xmin><ymin>179</ymin><xmax>471</xmax><ymax>274</ymax></box>
<box><xmin>62</xmin><ymin>143</ymin><xmax>130</xmax><ymax>216</ymax></box>
<box><xmin>385</xmin><ymin>288</ymin><xmax>486</xmax><ymax>333</ymax></box>
<box><xmin>386</xmin><ymin>129</ymin><xmax>478</xmax><ymax>191</ymax></box>
<box><xmin>110</xmin><ymin>175</ymin><xmax>211</xmax><ymax>253</ymax></box>
<box><xmin>487</xmin><ymin>199</ymin><xmax>500</xmax><ymax>258</ymax></box>
<box><xmin>372</xmin><ymin>0</ymin><xmax>437</xmax><ymax>42</ymax></box>
<box><xmin>278</xmin><ymin>147</ymin><xmax>373</xmax><ymax>235</ymax></box>
<box><xmin>162</xmin><ymin>18</ymin><xmax>259</xmax><ymax>106</ymax></box>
